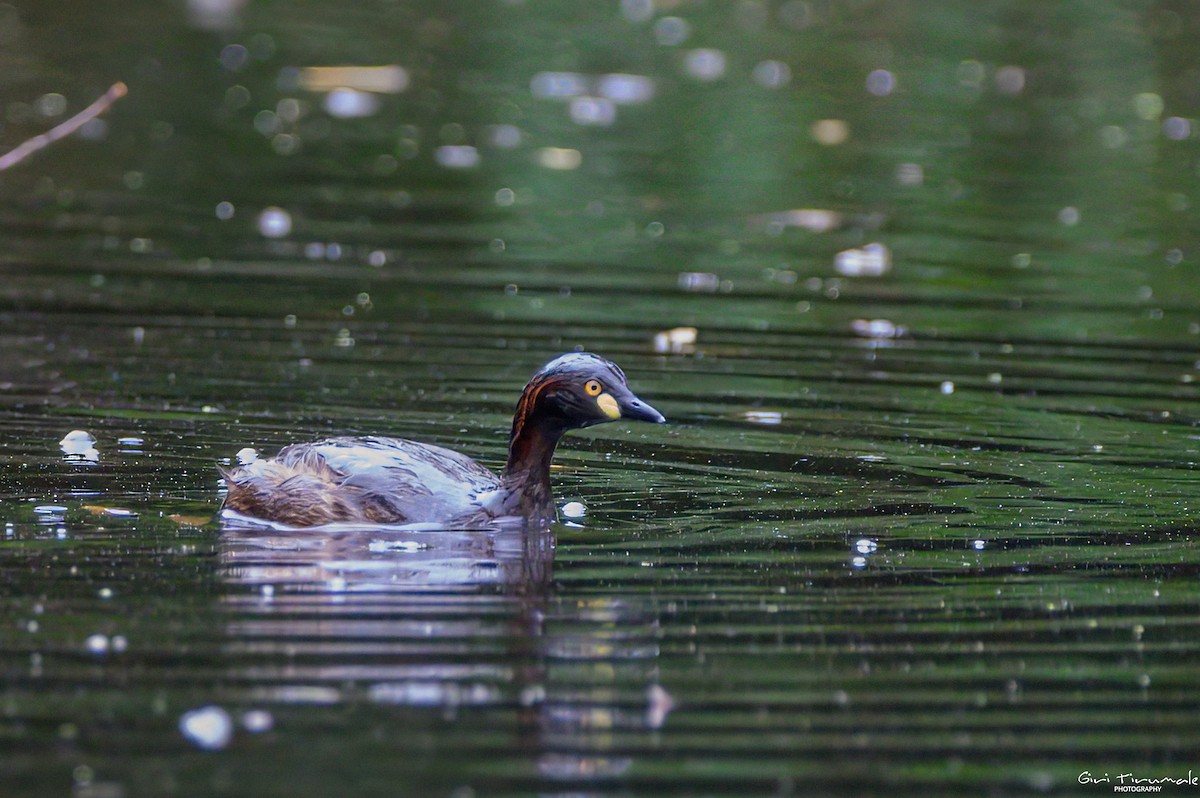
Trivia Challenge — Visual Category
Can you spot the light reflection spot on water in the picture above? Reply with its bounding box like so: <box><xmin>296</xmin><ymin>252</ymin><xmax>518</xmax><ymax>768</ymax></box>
<box><xmin>940</xmin><ymin>381</ymin><xmax>955</xmax><ymax>395</ymax></box>
<box><xmin>530</xmin><ymin>71</ymin><xmax>588</xmax><ymax>99</ymax></box>
<box><xmin>241</xmin><ymin>710</ymin><xmax>274</xmax><ymax>733</ymax></box>
<box><xmin>752</xmin><ymin>60</ymin><xmax>791</xmax><ymax>89</ymax></box>
<box><xmin>570</xmin><ymin>96</ymin><xmax>617</xmax><ymax>126</ymax></box>
<box><xmin>835</xmin><ymin>242</ymin><xmax>890</xmax><ymax>276</ymax></box>
<box><xmin>180</xmin><ymin>705</ymin><xmax>234</xmax><ymax>751</ymax></box>
<box><xmin>895</xmin><ymin>162</ymin><xmax>923</xmax><ymax>185</ymax></box>
<box><xmin>324</xmin><ymin>89</ymin><xmax>381</xmax><ymax>118</ymax></box>
<box><xmin>812</xmin><ymin>119</ymin><xmax>850</xmax><ymax>145</ymax></box>
<box><xmin>654</xmin><ymin>326</ymin><xmax>697</xmax><ymax>354</ymax></box>
<box><xmin>536</xmin><ymin>147</ymin><xmax>582</xmax><ymax>170</ymax></box>
<box><xmin>994</xmin><ymin>65</ymin><xmax>1026</xmax><ymax>95</ymax></box>
<box><xmin>855</xmin><ymin>539</ymin><xmax>878</xmax><ymax>554</ymax></box>
<box><xmin>743</xmin><ymin>410</ymin><xmax>782</xmax><ymax>425</ymax></box>
<box><xmin>35</xmin><ymin>92</ymin><xmax>68</xmax><ymax>117</ymax></box>
<box><xmin>1134</xmin><ymin>92</ymin><xmax>1164</xmax><ymax>120</ymax></box>
<box><xmin>435</xmin><ymin>145</ymin><xmax>480</xmax><ymax>169</ymax></box>
<box><xmin>258</xmin><ymin>207</ymin><xmax>292</xmax><ymax>238</ymax></box>
<box><xmin>654</xmin><ymin>16</ymin><xmax>690</xmax><ymax>46</ymax></box>
<box><xmin>620</xmin><ymin>0</ymin><xmax>654</xmax><ymax>23</ymax></box>
<box><xmin>678</xmin><ymin>271</ymin><xmax>719</xmax><ymax>292</ymax></box>
<box><xmin>219</xmin><ymin>43</ymin><xmax>249</xmax><ymax>72</ymax></box>
<box><xmin>865</xmin><ymin>69</ymin><xmax>896</xmax><ymax>96</ymax></box>
<box><xmin>487</xmin><ymin>123</ymin><xmax>522</xmax><ymax>148</ymax></box>
<box><xmin>1163</xmin><ymin>116</ymin><xmax>1191</xmax><ymax>140</ymax></box>
<box><xmin>684</xmin><ymin>49</ymin><xmax>726</xmax><ymax>81</ymax></box>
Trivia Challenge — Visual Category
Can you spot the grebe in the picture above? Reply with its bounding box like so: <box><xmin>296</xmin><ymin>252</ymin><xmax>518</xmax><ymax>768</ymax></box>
<box><xmin>220</xmin><ymin>352</ymin><xmax>664</xmax><ymax>527</ymax></box>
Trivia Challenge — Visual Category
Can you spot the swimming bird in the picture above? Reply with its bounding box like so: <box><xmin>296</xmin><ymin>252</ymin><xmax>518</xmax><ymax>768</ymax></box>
<box><xmin>219</xmin><ymin>352</ymin><xmax>664</xmax><ymax>527</ymax></box>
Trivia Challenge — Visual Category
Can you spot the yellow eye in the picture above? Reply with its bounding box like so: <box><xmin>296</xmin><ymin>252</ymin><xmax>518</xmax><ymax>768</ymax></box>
<box><xmin>584</xmin><ymin>379</ymin><xmax>602</xmax><ymax>396</ymax></box>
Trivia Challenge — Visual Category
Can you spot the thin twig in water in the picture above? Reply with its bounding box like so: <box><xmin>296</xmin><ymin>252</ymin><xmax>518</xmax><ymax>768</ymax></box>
<box><xmin>0</xmin><ymin>81</ymin><xmax>128</xmax><ymax>172</ymax></box>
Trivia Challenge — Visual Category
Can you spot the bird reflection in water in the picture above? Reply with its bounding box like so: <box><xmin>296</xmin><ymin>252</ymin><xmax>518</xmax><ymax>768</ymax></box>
<box><xmin>218</xmin><ymin>518</ymin><xmax>673</xmax><ymax>782</ymax></box>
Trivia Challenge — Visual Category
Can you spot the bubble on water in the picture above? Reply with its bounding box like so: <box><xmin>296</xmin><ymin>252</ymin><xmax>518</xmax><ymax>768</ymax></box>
<box><xmin>561</xmin><ymin>501</ymin><xmax>587</xmax><ymax>518</ymax></box>
<box><xmin>180</xmin><ymin>705</ymin><xmax>234</xmax><ymax>750</ymax></box>
<box><xmin>60</xmin><ymin>430</ymin><xmax>99</xmax><ymax>463</ymax></box>
<box><xmin>854</xmin><ymin>538</ymin><xmax>878</xmax><ymax>554</ymax></box>
<box><xmin>940</xmin><ymin>380</ymin><xmax>956</xmax><ymax>395</ymax></box>
<box><xmin>258</xmin><ymin>206</ymin><xmax>292</xmax><ymax>238</ymax></box>
<box><xmin>1058</xmin><ymin>206</ymin><xmax>1080</xmax><ymax>226</ymax></box>
<box><xmin>215</xmin><ymin>201</ymin><xmax>235</xmax><ymax>220</ymax></box>
<box><xmin>84</xmin><ymin>634</ymin><xmax>109</xmax><ymax>655</ymax></box>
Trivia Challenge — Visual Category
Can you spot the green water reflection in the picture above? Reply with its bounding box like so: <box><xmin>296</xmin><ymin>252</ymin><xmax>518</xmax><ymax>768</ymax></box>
<box><xmin>2</xmin><ymin>1</ymin><xmax>1200</xmax><ymax>796</ymax></box>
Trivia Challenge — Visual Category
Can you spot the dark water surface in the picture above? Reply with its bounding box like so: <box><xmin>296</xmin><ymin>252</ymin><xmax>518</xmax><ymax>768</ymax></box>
<box><xmin>3</xmin><ymin>2</ymin><xmax>1200</xmax><ymax>796</ymax></box>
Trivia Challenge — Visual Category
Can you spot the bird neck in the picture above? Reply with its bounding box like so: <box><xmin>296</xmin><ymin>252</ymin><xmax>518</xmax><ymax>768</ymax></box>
<box><xmin>503</xmin><ymin>416</ymin><xmax>568</xmax><ymax>514</ymax></box>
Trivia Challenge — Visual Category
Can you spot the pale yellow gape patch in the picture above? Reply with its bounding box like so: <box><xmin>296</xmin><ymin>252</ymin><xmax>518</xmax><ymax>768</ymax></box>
<box><xmin>596</xmin><ymin>392</ymin><xmax>621</xmax><ymax>419</ymax></box>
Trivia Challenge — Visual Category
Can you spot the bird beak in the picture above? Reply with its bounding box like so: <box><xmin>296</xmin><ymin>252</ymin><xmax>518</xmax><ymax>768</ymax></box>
<box><xmin>617</xmin><ymin>391</ymin><xmax>666</xmax><ymax>424</ymax></box>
